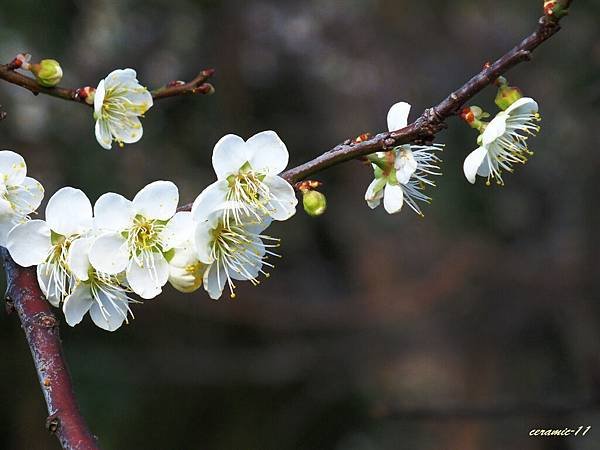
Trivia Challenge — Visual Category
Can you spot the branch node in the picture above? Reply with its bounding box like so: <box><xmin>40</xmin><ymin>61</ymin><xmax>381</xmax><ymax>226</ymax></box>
<box><xmin>46</xmin><ymin>414</ymin><xmax>61</xmax><ymax>434</ymax></box>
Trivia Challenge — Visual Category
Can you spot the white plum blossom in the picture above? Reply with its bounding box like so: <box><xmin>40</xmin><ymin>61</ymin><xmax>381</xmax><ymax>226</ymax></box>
<box><xmin>94</xmin><ymin>68</ymin><xmax>153</xmax><ymax>150</ymax></box>
<box><xmin>193</xmin><ymin>131</ymin><xmax>297</xmax><ymax>226</ymax></box>
<box><xmin>0</xmin><ymin>150</ymin><xmax>44</xmax><ymax>245</ymax></box>
<box><xmin>463</xmin><ymin>97</ymin><xmax>540</xmax><ymax>185</ymax></box>
<box><xmin>64</xmin><ymin>237</ymin><xmax>134</xmax><ymax>331</ymax></box>
<box><xmin>6</xmin><ymin>187</ymin><xmax>93</xmax><ymax>306</ymax></box>
<box><xmin>365</xmin><ymin>102</ymin><xmax>442</xmax><ymax>215</ymax></box>
<box><xmin>88</xmin><ymin>181</ymin><xmax>186</xmax><ymax>299</ymax></box>
<box><xmin>192</xmin><ymin>203</ymin><xmax>279</xmax><ymax>300</ymax></box>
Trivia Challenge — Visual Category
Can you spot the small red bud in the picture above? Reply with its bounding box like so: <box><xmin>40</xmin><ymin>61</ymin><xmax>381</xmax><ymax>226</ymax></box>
<box><xmin>354</xmin><ymin>133</ymin><xmax>372</xmax><ymax>143</ymax></box>
<box><xmin>460</xmin><ymin>107</ymin><xmax>475</xmax><ymax>123</ymax></box>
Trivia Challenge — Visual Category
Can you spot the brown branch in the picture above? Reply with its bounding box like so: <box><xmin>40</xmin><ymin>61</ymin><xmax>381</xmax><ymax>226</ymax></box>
<box><xmin>280</xmin><ymin>11</ymin><xmax>570</xmax><ymax>184</ymax></box>
<box><xmin>0</xmin><ymin>63</ymin><xmax>215</xmax><ymax>106</ymax></box>
<box><xmin>1</xmin><ymin>248</ymin><xmax>99</xmax><ymax>450</ymax></box>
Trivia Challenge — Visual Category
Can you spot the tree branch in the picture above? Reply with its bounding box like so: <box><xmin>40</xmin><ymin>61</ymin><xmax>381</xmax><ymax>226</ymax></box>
<box><xmin>279</xmin><ymin>12</ymin><xmax>569</xmax><ymax>184</ymax></box>
<box><xmin>1</xmin><ymin>248</ymin><xmax>99</xmax><ymax>450</ymax></box>
<box><xmin>0</xmin><ymin>63</ymin><xmax>215</xmax><ymax>106</ymax></box>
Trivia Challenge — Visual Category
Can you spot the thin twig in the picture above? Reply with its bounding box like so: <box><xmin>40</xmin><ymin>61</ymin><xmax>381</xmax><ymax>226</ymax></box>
<box><xmin>1</xmin><ymin>248</ymin><xmax>99</xmax><ymax>450</ymax></box>
<box><xmin>0</xmin><ymin>64</ymin><xmax>215</xmax><ymax>106</ymax></box>
<box><xmin>279</xmin><ymin>13</ymin><xmax>568</xmax><ymax>184</ymax></box>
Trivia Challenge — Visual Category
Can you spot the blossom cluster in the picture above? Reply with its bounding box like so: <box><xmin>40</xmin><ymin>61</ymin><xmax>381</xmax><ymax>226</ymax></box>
<box><xmin>1</xmin><ymin>131</ymin><xmax>297</xmax><ymax>331</ymax></box>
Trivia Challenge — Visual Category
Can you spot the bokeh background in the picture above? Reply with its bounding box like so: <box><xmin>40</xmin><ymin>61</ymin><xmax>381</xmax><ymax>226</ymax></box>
<box><xmin>1</xmin><ymin>0</ymin><xmax>600</xmax><ymax>449</ymax></box>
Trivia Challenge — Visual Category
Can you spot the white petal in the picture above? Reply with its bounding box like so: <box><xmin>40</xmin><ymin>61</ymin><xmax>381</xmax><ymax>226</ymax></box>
<box><xmin>193</xmin><ymin>219</ymin><xmax>215</xmax><ymax>264</ymax></box>
<box><xmin>63</xmin><ymin>284</ymin><xmax>94</xmax><ymax>327</ymax></box>
<box><xmin>0</xmin><ymin>216</ymin><xmax>18</xmax><ymax>247</ymax></box>
<box><xmin>395</xmin><ymin>147</ymin><xmax>418</xmax><ymax>184</ymax></box>
<box><xmin>89</xmin><ymin>290</ymin><xmax>129</xmax><ymax>332</ymax></box>
<box><xmin>383</xmin><ymin>183</ymin><xmax>404</xmax><ymax>214</ymax></box>
<box><xmin>387</xmin><ymin>102</ymin><xmax>411</xmax><ymax>132</ymax></box>
<box><xmin>37</xmin><ymin>263</ymin><xmax>61</xmax><ymax>307</ymax></box>
<box><xmin>463</xmin><ymin>146</ymin><xmax>489</xmax><ymax>184</ymax></box>
<box><xmin>191</xmin><ymin>180</ymin><xmax>229</xmax><ymax>223</ymax></box>
<box><xmin>95</xmin><ymin>119</ymin><xmax>113</xmax><ymax>150</ymax></box>
<box><xmin>132</xmin><ymin>180</ymin><xmax>179</xmax><ymax>221</ymax></box>
<box><xmin>365</xmin><ymin>177</ymin><xmax>386</xmax><ymax>208</ymax></box>
<box><xmin>212</xmin><ymin>134</ymin><xmax>248</xmax><ymax>179</ymax></box>
<box><xmin>103</xmin><ymin>68</ymin><xmax>138</xmax><ymax>90</ymax></box>
<box><xmin>262</xmin><ymin>175</ymin><xmax>297</xmax><ymax>221</ymax></box>
<box><xmin>246</xmin><ymin>131</ymin><xmax>289</xmax><ymax>175</ymax></box>
<box><xmin>67</xmin><ymin>237</ymin><xmax>93</xmax><ymax>281</ymax></box>
<box><xmin>126</xmin><ymin>253</ymin><xmax>169</xmax><ymax>299</ymax></box>
<box><xmin>482</xmin><ymin>114</ymin><xmax>507</xmax><ymax>146</ymax></box>
<box><xmin>94</xmin><ymin>79</ymin><xmax>106</xmax><ymax>116</ymax></box>
<box><xmin>505</xmin><ymin>97</ymin><xmax>538</xmax><ymax>116</ymax></box>
<box><xmin>94</xmin><ymin>192</ymin><xmax>134</xmax><ymax>232</ymax></box>
<box><xmin>203</xmin><ymin>263</ymin><xmax>226</xmax><ymax>300</ymax></box>
<box><xmin>89</xmin><ymin>233</ymin><xmax>129</xmax><ymax>275</ymax></box>
<box><xmin>8</xmin><ymin>176</ymin><xmax>44</xmax><ymax>215</ymax></box>
<box><xmin>160</xmin><ymin>211</ymin><xmax>193</xmax><ymax>251</ymax></box>
<box><xmin>108</xmin><ymin>116</ymin><xmax>143</xmax><ymax>144</ymax></box>
<box><xmin>0</xmin><ymin>150</ymin><xmax>27</xmax><ymax>186</ymax></box>
<box><xmin>122</xmin><ymin>88</ymin><xmax>153</xmax><ymax>113</ymax></box>
<box><xmin>46</xmin><ymin>187</ymin><xmax>92</xmax><ymax>236</ymax></box>
<box><xmin>6</xmin><ymin>220</ymin><xmax>51</xmax><ymax>267</ymax></box>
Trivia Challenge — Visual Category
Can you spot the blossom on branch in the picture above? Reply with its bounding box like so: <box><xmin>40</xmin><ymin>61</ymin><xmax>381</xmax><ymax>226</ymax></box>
<box><xmin>64</xmin><ymin>237</ymin><xmax>134</xmax><ymax>331</ymax></box>
<box><xmin>193</xmin><ymin>131</ymin><xmax>298</xmax><ymax>226</ymax></box>
<box><xmin>7</xmin><ymin>187</ymin><xmax>93</xmax><ymax>306</ymax></box>
<box><xmin>0</xmin><ymin>150</ymin><xmax>44</xmax><ymax>245</ymax></box>
<box><xmin>192</xmin><ymin>204</ymin><xmax>279</xmax><ymax>300</ymax></box>
<box><xmin>365</xmin><ymin>102</ymin><xmax>442</xmax><ymax>215</ymax></box>
<box><xmin>463</xmin><ymin>97</ymin><xmax>540</xmax><ymax>185</ymax></box>
<box><xmin>94</xmin><ymin>69</ymin><xmax>153</xmax><ymax>150</ymax></box>
<box><xmin>89</xmin><ymin>181</ymin><xmax>184</xmax><ymax>299</ymax></box>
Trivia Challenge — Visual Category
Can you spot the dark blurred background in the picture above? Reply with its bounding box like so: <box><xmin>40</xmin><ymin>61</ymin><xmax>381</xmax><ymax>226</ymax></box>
<box><xmin>1</xmin><ymin>0</ymin><xmax>600</xmax><ymax>449</ymax></box>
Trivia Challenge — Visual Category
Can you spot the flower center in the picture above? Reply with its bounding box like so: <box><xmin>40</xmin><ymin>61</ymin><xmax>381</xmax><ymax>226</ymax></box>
<box><xmin>225</xmin><ymin>167</ymin><xmax>271</xmax><ymax>224</ymax></box>
<box><xmin>41</xmin><ymin>233</ymin><xmax>78</xmax><ymax>301</ymax></box>
<box><xmin>125</xmin><ymin>215</ymin><xmax>166</xmax><ymax>270</ymax></box>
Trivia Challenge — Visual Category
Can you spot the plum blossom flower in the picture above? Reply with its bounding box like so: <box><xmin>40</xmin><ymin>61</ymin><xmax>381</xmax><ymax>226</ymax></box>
<box><xmin>365</xmin><ymin>102</ymin><xmax>442</xmax><ymax>215</ymax></box>
<box><xmin>192</xmin><ymin>203</ymin><xmax>279</xmax><ymax>300</ymax></box>
<box><xmin>88</xmin><ymin>181</ymin><xmax>186</xmax><ymax>299</ymax></box>
<box><xmin>94</xmin><ymin>69</ymin><xmax>153</xmax><ymax>150</ymax></box>
<box><xmin>192</xmin><ymin>131</ymin><xmax>297</xmax><ymax>226</ymax></box>
<box><xmin>463</xmin><ymin>97</ymin><xmax>540</xmax><ymax>185</ymax></box>
<box><xmin>0</xmin><ymin>150</ymin><xmax>44</xmax><ymax>245</ymax></box>
<box><xmin>64</xmin><ymin>237</ymin><xmax>134</xmax><ymax>331</ymax></box>
<box><xmin>6</xmin><ymin>187</ymin><xmax>93</xmax><ymax>306</ymax></box>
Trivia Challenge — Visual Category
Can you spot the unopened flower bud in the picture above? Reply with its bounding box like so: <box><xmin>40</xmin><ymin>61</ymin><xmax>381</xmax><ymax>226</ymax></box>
<box><xmin>29</xmin><ymin>59</ymin><xmax>63</xmax><ymax>87</ymax></box>
<box><xmin>495</xmin><ymin>84</ymin><xmax>523</xmax><ymax>111</ymax></box>
<box><xmin>302</xmin><ymin>190</ymin><xmax>327</xmax><ymax>217</ymax></box>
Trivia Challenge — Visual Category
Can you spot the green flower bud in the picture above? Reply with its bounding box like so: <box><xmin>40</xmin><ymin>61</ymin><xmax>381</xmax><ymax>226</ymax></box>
<box><xmin>495</xmin><ymin>84</ymin><xmax>523</xmax><ymax>111</ymax></box>
<box><xmin>30</xmin><ymin>59</ymin><xmax>63</xmax><ymax>87</ymax></box>
<box><xmin>303</xmin><ymin>190</ymin><xmax>327</xmax><ymax>217</ymax></box>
